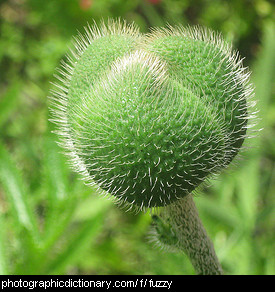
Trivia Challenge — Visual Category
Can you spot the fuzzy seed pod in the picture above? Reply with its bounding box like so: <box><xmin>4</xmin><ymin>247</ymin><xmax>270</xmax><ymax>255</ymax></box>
<box><xmin>49</xmin><ymin>20</ymin><xmax>255</xmax><ymax>211</ymax></box>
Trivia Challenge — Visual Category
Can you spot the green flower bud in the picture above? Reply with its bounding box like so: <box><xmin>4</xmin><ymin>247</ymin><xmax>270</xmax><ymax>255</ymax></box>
<box><xmin>49</xmin><ymin>20</ymin><xmax>254</xmax><ymax>211</ymax></box>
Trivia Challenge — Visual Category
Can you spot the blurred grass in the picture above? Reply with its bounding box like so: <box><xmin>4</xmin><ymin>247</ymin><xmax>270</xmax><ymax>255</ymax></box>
<box><xmin>0</xmin><ymin>0</ymin><xmax>274</xmax><ymax>275</ymax></box>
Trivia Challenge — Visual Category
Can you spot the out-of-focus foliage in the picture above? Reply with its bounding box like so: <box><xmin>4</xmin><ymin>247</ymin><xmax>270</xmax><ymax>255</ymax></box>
<box><xmin>0</xmin><ymin>0</ymin><xmax>274</xmax><ymax>275</ymax></box>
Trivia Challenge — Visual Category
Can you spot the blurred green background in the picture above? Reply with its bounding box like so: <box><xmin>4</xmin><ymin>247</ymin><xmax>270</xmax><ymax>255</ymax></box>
<box><xmin>0</xmin><ymin>0</ymin><xmax>274</xmax><ymax>275</ymax></box>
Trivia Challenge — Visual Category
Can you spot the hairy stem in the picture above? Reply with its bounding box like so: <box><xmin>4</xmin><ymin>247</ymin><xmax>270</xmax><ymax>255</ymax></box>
<box><xmin>163</xmin><ymin>194</ymin><xmax>223</xmax><ymax>275</ymax></box>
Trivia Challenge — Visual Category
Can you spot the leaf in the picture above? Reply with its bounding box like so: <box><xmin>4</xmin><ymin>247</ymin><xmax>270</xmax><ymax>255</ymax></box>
<box><xmin>43</xmin><ymin>134</ymin><xmax>69</xmax><ymax>203</ymax></box>
<box><xmin>0</xmin><ymin>214</ymin><xmax>8</xmax><ymax>275</ymax></box>
<box><xmin>46</xmin><ymin>213</ymin><xmax>105</xmax><ymax>274</ymax></box>
<box><xmin>195</xmin><ymin>196</ymin><xmax>239</xmax><ymax>229</ymax></box>
<box><xmin>252</xmin><ymin>21</ymin><xmax>275</xmax><ymax>126</ymax></box>
<box><xmin>0</xmin><ymin>81</ymin><xmax>21</xmax><ymax>128</ymax></box>
<box><xmin>0</xmin><ymin>142</ymin><xmax>39</xmax><ymax>240</ymax></box>
<box><xmin>40</xmin><ymin>133</ymin><xmax>76</xmax><ymax>251</ymax></box>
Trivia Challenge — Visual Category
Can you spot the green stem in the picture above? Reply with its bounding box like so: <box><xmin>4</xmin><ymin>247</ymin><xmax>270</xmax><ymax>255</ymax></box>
<box><xmin>163</xmin><ymin>194</ymin><xmax>223</xmax><ymax>275</ymax></box>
